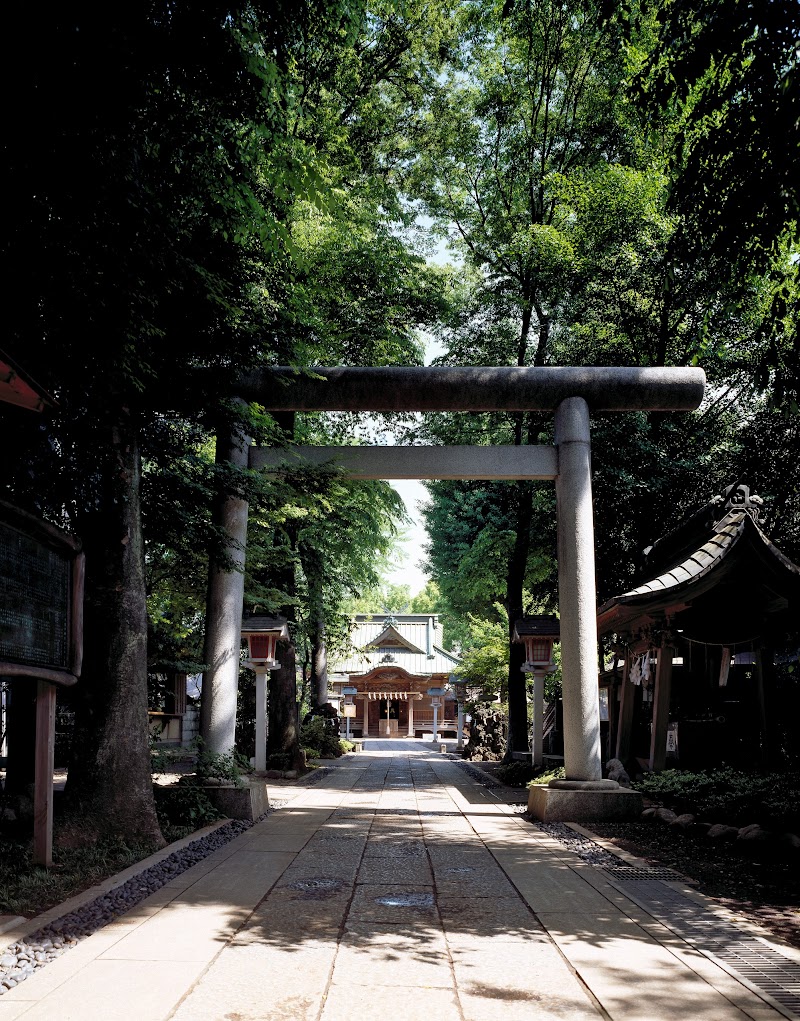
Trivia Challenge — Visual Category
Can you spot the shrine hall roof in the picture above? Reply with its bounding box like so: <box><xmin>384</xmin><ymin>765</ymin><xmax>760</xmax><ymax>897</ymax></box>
<box><xmin>329</xmin><ymin>614</ymin><xmax>460</xmax><ymax>676</ymax></box>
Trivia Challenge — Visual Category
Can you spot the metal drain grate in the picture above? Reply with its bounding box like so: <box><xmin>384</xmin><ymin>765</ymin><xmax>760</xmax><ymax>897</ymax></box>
<box><xmin>604</xmin><ymin>865</ymin><xmax>684</xmax><ymax>881</ymax></box>
<box><xmin>616</xmin><ymin>880</ymin><xmax>800</xmax><ymax>1017</ymax></box>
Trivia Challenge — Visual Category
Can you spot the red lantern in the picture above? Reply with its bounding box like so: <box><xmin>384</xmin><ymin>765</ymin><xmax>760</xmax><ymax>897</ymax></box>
<box><xmin>248</xmin><ymin>633</ymin><xmax>277</xmax><ymax>663</ymax></box>
<box><xmin>513</xmin><ymin>616</ymin><xmax>559</xmax><ymax>673</ymax></box>
<box><xmin>241</xmin><ymin>616</ymin><xmax>289</xmax><ymax>670</ymax></box>
<box><xmin>525</xmin><ymin>636</ymin><xmax>554</xmax><ymax>667</ymax></box>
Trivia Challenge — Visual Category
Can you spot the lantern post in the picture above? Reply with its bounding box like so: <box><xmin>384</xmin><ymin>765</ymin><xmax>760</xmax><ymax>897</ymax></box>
<box><xmin>514</xmin><ymin>617</ymin><xmax>559</xmax><ymax>768</ymax></box>
<box><xmin>242</xmin><ymin>616</ymin><xmax>288</xmax><ymax>772</ymax></box>
<box><xmin>342</xmin><ymin>686</ymin><xmax>358</xmax><ymax>741</ymax></box>
<box><xmin>449</xmin><ymin>674</ymin><xmax>467</xmax><ymax>750</ymax></box>
<box><xmin>427</xmin><ymin>686</ymin><xmax>445</xmax><ymax>743</ymax></box>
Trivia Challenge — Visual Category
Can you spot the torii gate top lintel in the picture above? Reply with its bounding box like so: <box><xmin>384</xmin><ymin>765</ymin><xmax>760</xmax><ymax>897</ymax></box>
<box><xmin>238</xmin><ymin>365</ymin><xmax>705</xmax><ymax>413</ymax></box>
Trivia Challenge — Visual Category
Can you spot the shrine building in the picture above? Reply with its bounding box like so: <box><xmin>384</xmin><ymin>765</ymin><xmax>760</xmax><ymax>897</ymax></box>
<box><xmin>597</xmin><ymin>484</ymin><xmax>800</xmax><ymax>773</ymax></box>
<box><xmin>329</xmin><ymin>614</ymin><xmax>460</xmax><ymax>738</ymax></box>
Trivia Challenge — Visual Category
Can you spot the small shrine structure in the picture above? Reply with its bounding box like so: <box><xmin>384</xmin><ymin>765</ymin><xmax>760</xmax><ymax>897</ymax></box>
<box><xmin>328</xmin><ymin>614</ymin><xmax>460</xmax><ymax>738</ymax></box>
<box><xmin>597</xmin><ymin>485</ymin><xmax>800</xmax><ymax>773</ymax></box>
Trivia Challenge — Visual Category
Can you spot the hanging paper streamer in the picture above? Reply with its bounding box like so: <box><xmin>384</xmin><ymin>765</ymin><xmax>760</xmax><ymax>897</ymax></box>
<box><xmin>719</xmin><ymin>647</ymin><xmax>731</xmax><ymax>687</ymax></box>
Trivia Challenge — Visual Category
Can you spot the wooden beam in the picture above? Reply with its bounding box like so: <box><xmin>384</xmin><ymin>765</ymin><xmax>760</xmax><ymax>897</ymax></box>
<box><xmin>33</xmin><ymin>680</ymin><xmax>57</xmax><ymax>867</ymax></box>
<box><xmin>615</xmin><ymin>654</ymin><xmax>634</xmax><ymax>762</ymax></box>
<box><xmin>649</xmin><ymin>645</ymin><xmax>674</xmax><ymax>773</ymax></box>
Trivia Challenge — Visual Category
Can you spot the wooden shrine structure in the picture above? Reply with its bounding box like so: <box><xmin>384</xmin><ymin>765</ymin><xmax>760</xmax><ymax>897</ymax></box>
<box><xmin>598</xmin><ymin>484</ymin><xmax>800</xmax><ymax>773</ymax></box>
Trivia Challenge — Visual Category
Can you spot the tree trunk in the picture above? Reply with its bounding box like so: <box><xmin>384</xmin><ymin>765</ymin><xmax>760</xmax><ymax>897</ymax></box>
<box><xmin>64</xmin><ymin>411</ymin><xmax>164</xmax><ymax>848</ymax></box>
<box><xmin>503</xmin><ymin>481</ymin><xmax>534</xmax><ymax>761</ymax></box>
<box><xmin>265</xmin><ymin>414</ymin><xmax>304</xmax><ymax>770</ymax></box>
<box><xmin>269</xmin><ymin>638</ymin><xmax>305</xmax><ymax>772</ymax></box>
<box><xmin>305</xmin><ymin>551</ymin><xmax>328</xmax><ymax>708</ymax></box>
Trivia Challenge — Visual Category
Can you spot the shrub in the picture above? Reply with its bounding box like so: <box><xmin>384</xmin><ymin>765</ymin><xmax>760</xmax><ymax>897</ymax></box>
<box><xmin>194</xmin><ymin>744</ymin><xmax>249</xmax><ymax>787</ymax></box>
<box><xmin>300</xmin><ymin>716</ymin><xmax>344</xmax><ymax>759</ymax></box>
<box><xmin>153</xmin><ymin>785</ymin><xmax>222</xmax><ymax>841</ymax></box>
<box><xmin>496</xmin><ymin>761</ymin><xmax>538</xmax><ymax>786</ymax></box>
<box><xmin>526</xmin><ymin>764</ymin><xmax>565</xmax><ymax>787</ymax></box>
<box><xmin>632</xmin><ymin>768</ymin><xmax>800</xmax><ymax>829</ymax></box>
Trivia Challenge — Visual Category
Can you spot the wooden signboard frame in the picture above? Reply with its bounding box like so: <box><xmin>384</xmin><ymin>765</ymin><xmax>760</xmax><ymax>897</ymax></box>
<box><xmin>0</xmin><ymin>501</ymin><xmax>84</xmax><ymax>866</ymax></box>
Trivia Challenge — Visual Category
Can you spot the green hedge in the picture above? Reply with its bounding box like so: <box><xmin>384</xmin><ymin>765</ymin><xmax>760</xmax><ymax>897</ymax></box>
<box><xmin>632</xmin><ymin>768</ymin><xmax>800</xmax><ymax>830</ymax></box>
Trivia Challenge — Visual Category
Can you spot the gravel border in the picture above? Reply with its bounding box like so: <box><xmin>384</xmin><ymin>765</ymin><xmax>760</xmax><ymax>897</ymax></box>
<box><xmin>0</xmin><ymin>803</ymin><xmax>286</xmax><ymax>995</ymax></box>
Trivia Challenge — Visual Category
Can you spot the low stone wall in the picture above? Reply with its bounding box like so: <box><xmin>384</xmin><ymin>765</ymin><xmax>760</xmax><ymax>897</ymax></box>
<box><xmin>202</xmin><ymin>780</ymin><xmax>268</xmax><ymax>822</ymax></box>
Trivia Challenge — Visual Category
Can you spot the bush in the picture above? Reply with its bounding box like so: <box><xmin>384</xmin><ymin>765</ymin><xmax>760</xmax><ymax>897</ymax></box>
<box><xmin>300</xmin><ymin>716</ymin><xmax>344</xmax><ymax>759</ymax></box>
<box><xmin>632</xmin><ymin>768</ymin><xmax>800</xmax><ymax>829</ymax></box>
<box><xmin>153</xmin><ymin>785</ymin><xmax>222</xmax><ymax>841</ymax></box>
<box><xmin>496</xmin><ymin>761</ymin><xmax>538</xmax><ymax>786</ymax></box>
<box><xmin>194</xmin><ymin>744</ymin><xmax>249</xmax><ymax>787</ymax></box>
<box><xmin>526</xmin><ymin>764</ymin><xmax>565</xmax><ymax>786</ymax></box>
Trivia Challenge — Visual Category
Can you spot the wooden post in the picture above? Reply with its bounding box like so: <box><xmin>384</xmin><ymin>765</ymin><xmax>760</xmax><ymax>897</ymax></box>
<box><xmin>33</xmin><ymin>680</ymin><xmax>57</xmax><ymax>867</ymax></box>
<box><xmin>615</xmin><ymin>654</ymin><xmax>634</xmax><ymax>761</ymax></box>
<box><xmin>649</xmin><ymin>643</ymin><xmax>674</xmax><ymax>773</ymax></box>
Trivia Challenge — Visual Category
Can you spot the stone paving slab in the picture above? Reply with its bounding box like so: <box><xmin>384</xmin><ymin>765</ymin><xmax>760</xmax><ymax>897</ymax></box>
<box><xmin>1</xmin><ymin>740</ymin><xmax>797</xmax><ymax>1020</ymax></box>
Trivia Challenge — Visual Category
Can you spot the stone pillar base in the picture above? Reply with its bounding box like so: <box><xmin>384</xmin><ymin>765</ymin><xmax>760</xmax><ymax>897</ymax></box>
<box><xmin>203</xmin><ymin>780</ymin><xmax>269</xmax><ymax>822</ymax></box>
<box><xmin>528</xmin><ymin>780</ymin><xmax>643</xmax><ymax>822</ymax></box>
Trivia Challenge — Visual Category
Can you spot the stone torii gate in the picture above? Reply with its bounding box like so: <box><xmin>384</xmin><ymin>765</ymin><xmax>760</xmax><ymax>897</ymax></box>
<box><xmin>201</xmin><ymin>365</ymin><xmax>705</xmax><ymax>820</ymax></box>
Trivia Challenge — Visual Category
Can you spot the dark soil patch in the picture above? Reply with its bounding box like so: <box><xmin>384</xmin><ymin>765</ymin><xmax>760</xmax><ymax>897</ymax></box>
<box><xmin>586</xmin><ymin>821</ymin><xmax>800</xmax><ymax>949</ymax></box>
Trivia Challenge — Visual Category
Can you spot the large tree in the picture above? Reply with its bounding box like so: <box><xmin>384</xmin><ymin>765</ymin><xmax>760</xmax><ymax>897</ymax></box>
<box><xmin>406</xmin><ymin>0</ymin><xmax>637</xmax><ymax>754</ymax></box>
<box><xmin>1</xmin><ymin>2</ymin><xmax>368</xmax><ymax>845</ymax></box>
<box><xmin>615</xmin><ymin>0</ymin><xmax>800</xmax><ymax>408</ymax></box>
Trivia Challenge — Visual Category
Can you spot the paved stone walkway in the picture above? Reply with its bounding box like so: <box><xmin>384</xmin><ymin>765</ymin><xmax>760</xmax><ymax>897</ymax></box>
<box><xmin>1</xmin><ymin>741</ymin><xmax>798</xmax><ymax>1020</ymax></box>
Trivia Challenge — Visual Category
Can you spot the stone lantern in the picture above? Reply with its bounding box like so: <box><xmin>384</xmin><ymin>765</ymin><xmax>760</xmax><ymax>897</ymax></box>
<box><xmin>427</xmin><ymin>686</ymin><xmax>445</xmax><ymax>742</ymax></box>
<box><xmin>449</xmin><ymin>674</ymin><xmax>467</xmax><ymax>750</ymax></box>
<box><xmin>342</xmin><ymin>685</ymin><xmax>358</xmax><ymax>740</ymax></box>
<box><xmin>514</xmin><ymin>616</ymin><xmax>559</xmax><ymax>767</ymax></box>
<box><xmin>241</xmin><ymin>615</ymin><xmax>288</xmax><ymax>772</ymax></box>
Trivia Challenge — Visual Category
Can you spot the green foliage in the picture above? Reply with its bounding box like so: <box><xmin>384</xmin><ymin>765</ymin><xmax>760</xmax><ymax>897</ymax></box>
<box><xmin>615</xmin><ymin>0</ymin><xmax>800</xmax><ymax>410</ymax></box>
<box><xmin>153</xmin><ymin>786</ymin><xmax>222</xmax><ymax>842</ymax></box>
<box><xmin>300</xmin><ymin>716</ymin><xmax>345</xmax><ymax>760</ymax></box>
<box><xmin>633</xmin><ymin>768</ymin><xmax>800</xmax><ymax>829</ymax></box>
<box><xmin>0</xmin><ymin>838</ymin><xmax>158</xmax><ymax>918</ymax></box>
<box><xmin>527</xmin><ymin>765</ymin><xmax>566</xmax><ymax>787</ymax></box>
<box><xmin>455</xmin><ymin>609</ymin><xmax>509</xmax><ymax>700</ymax></box>
<box><xmin>193</xmin><ymin>743</ymin><xmax>249</xmax><ymax>788</ymax></box>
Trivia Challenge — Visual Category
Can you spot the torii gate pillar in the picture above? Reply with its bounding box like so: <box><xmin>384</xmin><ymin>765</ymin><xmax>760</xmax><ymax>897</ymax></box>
<box><xmin>554</xmin><ymin>397</ymin><xmax>602</xmax><ymax>781</ymax></box>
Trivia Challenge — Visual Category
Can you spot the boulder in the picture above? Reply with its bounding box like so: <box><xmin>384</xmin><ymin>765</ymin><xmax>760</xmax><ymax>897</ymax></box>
<box><xmin>640</xmin><ymin>807</ymin><xmax>658</xmax><ymax>821</ymax></box>
<box><xmin>707</xmin><ymin>823</ymin><xmax>739</xmax><ymax>842</ymax></box>
<box><xmin>605</xmin><ymin>758</ymin><xmax>632</xmax><ymax>787</ymax></box>
<box><xmin>777</xmin><ymin>832</ymin><xmax>800</xmax><ymax>858</ymax></box>
<box><xmin>654</xmin><ymin>807</ymin><xmax>678</xmax><ymax>824</ymax></box>
<box><xmin>670</xmin><ymin>813</ymin><xmax>696</xmax><ymax>829</ymax></box>
<box><xmin>736</xmin><ymin>824</ymin><xmax>784</xmax><ymax>858</ymax></box>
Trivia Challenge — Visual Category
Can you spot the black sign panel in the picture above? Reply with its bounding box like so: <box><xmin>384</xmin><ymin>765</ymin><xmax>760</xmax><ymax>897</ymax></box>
<box><xmin>0</xmin><ymin>520</ymin><xmax>71</xmax><ymax>669</ymax></box>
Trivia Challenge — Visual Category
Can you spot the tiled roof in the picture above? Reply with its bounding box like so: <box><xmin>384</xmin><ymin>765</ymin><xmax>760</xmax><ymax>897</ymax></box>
<box><xmin>597</xmin><ymin>508</ymin><xmax>800</xmax><ymax>633</ymax></box>
<box><xmin>514</xmin><ymin>616</ymin><xmax>560</xmax><ymax>638</ymax></box>
<box><xmin>329</xmin><ymin>614</ymin><xmax>460</xmax><ymax>676</ymax></box>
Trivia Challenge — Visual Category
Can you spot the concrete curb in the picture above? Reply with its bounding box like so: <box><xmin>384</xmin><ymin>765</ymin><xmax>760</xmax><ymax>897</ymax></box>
<box><xmin>0</xmin><ymin>818</ymin><xmax>234</xmax><ymax>950</ymax></box>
